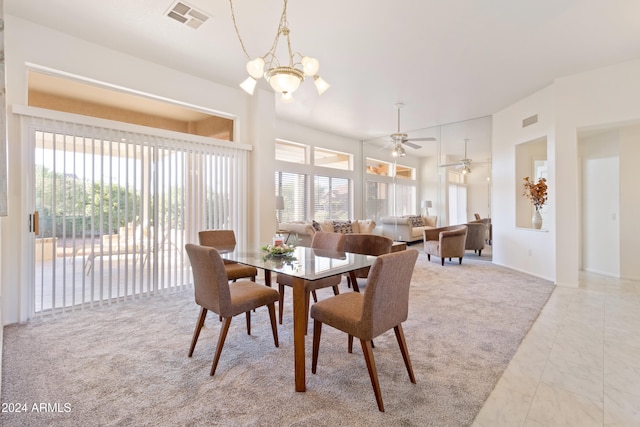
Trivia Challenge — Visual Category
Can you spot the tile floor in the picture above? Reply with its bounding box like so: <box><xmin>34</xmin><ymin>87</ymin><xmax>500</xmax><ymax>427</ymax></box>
<box><xmin>473</xmin><ymin>271</ymin><xmax>640</xmax><ymax>427</ymax></box>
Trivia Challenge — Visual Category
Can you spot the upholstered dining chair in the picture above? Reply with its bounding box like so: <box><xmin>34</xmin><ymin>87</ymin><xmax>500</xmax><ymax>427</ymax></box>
<box><xmin>185</xmin><ymin>244</ymin><xmax>279</xmax><ymax>376</ymax></box>
<box><xmin>276</xmin><ymin>231</ymin><xmax>345</xmax><ymax>326</ymax></box>
<box><xmin>310</xmin><ymin>249</ymin><xmax>419</xmax><ymax>412</ymax></box>
<box><xmin>198</xmin><ymin>230</ymin><xmax>258</xmax><ymax>283</ymax></box>
<box><xmin>342</xmin><ymin>234</ymin><xmax>393</xmax><ymax>292</ymax></box>
<box><xmin>423</xmin><ymin>225</ymin><xmax>468</xmax><ymax>266</ymax></box>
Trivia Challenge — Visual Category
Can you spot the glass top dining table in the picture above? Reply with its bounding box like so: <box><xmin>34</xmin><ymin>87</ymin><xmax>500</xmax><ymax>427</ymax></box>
<box><xmin>216</xmin><ymin>245</ymin><xmax>376</xmax><ymax>392</ymax></box>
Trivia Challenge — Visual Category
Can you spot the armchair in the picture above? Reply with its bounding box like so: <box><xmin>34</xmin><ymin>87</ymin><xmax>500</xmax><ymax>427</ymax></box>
<box><xmin>423</xmin><ymin>225</ymin><xmax>468</xmax><ymax>266</ymax></box>
<box><xmin>464</xmin><ymin>222</ymin><xmax>488</xmax><ymax>256</ymax></box>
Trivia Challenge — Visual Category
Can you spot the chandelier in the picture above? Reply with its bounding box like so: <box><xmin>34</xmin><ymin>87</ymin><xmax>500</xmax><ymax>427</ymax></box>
<box><xmin>230</xmin><ymin>0</ymin><xmax>330</xmax><ymax>103</ymax></box>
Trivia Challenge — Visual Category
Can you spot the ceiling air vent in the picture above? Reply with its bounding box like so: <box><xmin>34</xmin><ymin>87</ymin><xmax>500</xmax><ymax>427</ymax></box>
<box><xmin>166</xmin><ymin>1</ymin><xmax>210</xmax><ymax>29</ymax></box>
<box><xmin>522</xmin><ymin>114</ymin><xmax>538</xmax><ymax>128</ymax></box>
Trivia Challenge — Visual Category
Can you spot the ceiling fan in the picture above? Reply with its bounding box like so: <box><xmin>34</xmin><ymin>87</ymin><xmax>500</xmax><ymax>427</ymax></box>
<box><xmin>440</xmin><ymin>138</ymin><xmax>475</xmax><ymax>174</ymax></box>
<box><xmin>386</xmin><ymin>103</ymin><xmax>436</xmax><ymax>157</ymax></box>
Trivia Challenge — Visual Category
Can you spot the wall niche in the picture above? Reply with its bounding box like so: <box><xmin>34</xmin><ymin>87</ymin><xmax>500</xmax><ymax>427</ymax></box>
<box><xmin>515</xmin><ymin>137</ymin><xmax>547</xmax><ymax>229</ymax></box>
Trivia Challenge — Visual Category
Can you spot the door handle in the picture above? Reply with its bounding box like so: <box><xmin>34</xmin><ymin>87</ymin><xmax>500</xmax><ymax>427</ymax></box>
<box><xmin>29</xmin><ymin>211</ymin><xmax>39</xmax><ymax>234</ymax></box>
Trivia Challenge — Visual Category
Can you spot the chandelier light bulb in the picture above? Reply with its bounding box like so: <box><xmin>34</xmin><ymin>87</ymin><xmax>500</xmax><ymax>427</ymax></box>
<box><xmin>239</xmin><ymin>76</ymin><xmax>257</xmax><ymax>95</ymax></box>
<box><xmin>281</xmin><ymin>91</ymin><xmax>295</xmax><ymax>103</ymax></box>
<box><xmin>313</xmin><ymin>76</ymin><xmax>330</xmax><ymax>95</ymax></box>
<box><xmin>301</xmin><ymin>56</ymin><xmax>320</xmax><ymax>76</ymax></box>
<box><xmin>246</xmin><ymin>58</ymin><xmax>265</xmax><ymax>79</ymax></box>
<box><xmin>267</xmin><ymin>70</ymin><xmax>302</xmax><ymax>94</ymax></box>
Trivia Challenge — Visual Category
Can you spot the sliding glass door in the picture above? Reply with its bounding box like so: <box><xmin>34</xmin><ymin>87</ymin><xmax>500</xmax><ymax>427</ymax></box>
<box><xmin>25</xmin><ymin>113</ymin><xmax>247</xmax><ymax>315</ymax></box>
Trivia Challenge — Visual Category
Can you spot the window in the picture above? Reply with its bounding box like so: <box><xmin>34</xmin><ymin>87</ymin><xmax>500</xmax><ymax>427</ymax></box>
<box><xmin>448</xmin><ymin>184</ymin><xmax>467</xmax><ymax>225</ymax></box>
<box><xmin>277</xmin><ymin>139</ymin><xmax>355</xmax><ymax>222</ymax></box>
<box><xmin>365</xmin><ymin>159</ymin><xmax>417</xmax><ymax>220</ymax></box>
<box><xmin>366</xmin><ymin>158</ymin><xmax>391</xmax><ymax>177</ymax></box>
<box><xmin>395</xmin><ymin>164</ymin><xmax>415</xmax><ymax>180</ymax></box>
<box><xmin>394</xmin><ymin>183</ymin><xmax>417</xmax><ymax>216</ymax></box>
<box><xmin>275</xmin><ymin>172</ymin><xmax>307</xmax><ymax>222</ymax></box>
<box><xmin>275</xmin><ymin>139</ymin><xmax>307</xmax><ymax>164</ymax></box>
<box><xmin>365</xmin><ymin>181</ymin><xmax>390</xmax><ymax>221</ymax></box>
<box><xmin>314</xmin><ymin>147</ymin><xmax>352</xmax><ymax>170</ymax></box>
<box><xmin>314</xmin><ymin>176</ymin><xmax>351</xmax><ymax>220</ymax></box>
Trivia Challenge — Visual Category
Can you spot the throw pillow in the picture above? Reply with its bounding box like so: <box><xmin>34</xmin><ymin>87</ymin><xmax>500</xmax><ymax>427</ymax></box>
<box><xmin>408</xmin><ymin>215</ymin><xmax>424</xmax><ymax>227</ymax></box>
<box><xmin>311</xmin><ymin>220</ymin><xmax>322</xmax><ymax>232</ymax></box>
<box><xmin>332</xmin><ymin>220</ymin><xmax>353</xmax><ymax>234</ymax></box>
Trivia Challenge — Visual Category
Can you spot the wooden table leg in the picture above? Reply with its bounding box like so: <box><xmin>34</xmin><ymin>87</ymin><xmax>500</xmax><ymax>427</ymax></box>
<box><xmin>292</xmin><ymin>277</ymin><xmax>306</xmax><ymax>392</ymax></box>
<box><xmin>348</xmin><ymin>271</ymin><xmax>360</xmax><ymax>292</ymax></box>
<box><xmin>264</xmin><ymin>270</ymin><xmax>272</xmax><ymax>287</ymax></box>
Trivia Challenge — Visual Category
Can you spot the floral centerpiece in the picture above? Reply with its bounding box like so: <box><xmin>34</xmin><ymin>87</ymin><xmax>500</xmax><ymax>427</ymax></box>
<box><xmin>261</xmin><ymin>243</ymin><xmax>295</xmax><ymax>257</ymax></box>
<box><xmin>522</xmin><ymin>177</ymin><xmax>548</xmax><ymax>211</ymax></box>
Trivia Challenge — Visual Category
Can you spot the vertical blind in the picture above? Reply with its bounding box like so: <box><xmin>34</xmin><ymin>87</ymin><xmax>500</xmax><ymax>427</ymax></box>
<box><xmin>21</xmin><ymin>110</ymin><xmax>248</xmax><ymax>316</ymax></box>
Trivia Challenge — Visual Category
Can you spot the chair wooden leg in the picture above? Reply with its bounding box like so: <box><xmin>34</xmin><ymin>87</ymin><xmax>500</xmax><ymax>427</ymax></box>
<box><xmin>394</xmin><ymin>324</ymin><xmax>416</xmax><ymax>384</ymax></box>
<box><xmin>332</xmin><ymin>285</ymin><xmax>340</xmax><ymax>296</ymax></box>
<box><xmin>427</xmin><ymin>254</ymin><xmax>431</xmax><ymax>261</ymax></box>
<box><xmin>188</xmin><ymin>307</ymin><xmax>207</xmax><ymax>357</ymax></box>
<box><xmin>311</xmin><ymin>290</ymin><xmax>318</xmax><ymax>303</ymax></box>
<box><xmin>349</xmin><ymin>271</ymin><xmax>360</xmax><ymax>292</ymax></box>
<box><xmin>348</xmin><ymin>334</ymin><xmax>353</xmax><ymax>353</ymax></box>
<box><xmin>267</xmin><ymin>303</ymin><xmax>279</xmax><ymax>348</ymax></box>
<box><xmin>441</xmin><ymin>257</ymin><xmax>445</xmax><ymax>266</ymax></box>
<box><xmin>312</xmin><ymin>319</ymin><xmax>322</xmax><ymax>374</ymax></box>
<box><xmin>245</xmin><ymin>311</ymin><xmax>251</xmax><ymax>335</ymax></box>
<box><xmin>278</xmin><ymin>283</ymin><xmax>285</xmax><ymax>324</ymax></box>
<box><xmin>479</xmin><ymin>249</ymin><xmax>482</xmax><ymax>256</ymax></box>
<box><xmin>210</xmin><ymin>317</ymin><xmax>232</xmax><ymax>376</ymax></box>
<box><xmin>360</xmin><ymin>339</ymin><xmax>384</xmax><ymax>412</ymax></box>
<box><xmin>459</xmin><ymin>257</ymin><xmax>463</xmax><ymax>264</ymax></box>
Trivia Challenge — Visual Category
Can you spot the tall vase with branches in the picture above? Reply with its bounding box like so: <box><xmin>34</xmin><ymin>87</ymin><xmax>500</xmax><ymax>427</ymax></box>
<box><xmin>523</xmin><ymin>177</ymin><xmax>547</xmax><ymax>229</ymax></box>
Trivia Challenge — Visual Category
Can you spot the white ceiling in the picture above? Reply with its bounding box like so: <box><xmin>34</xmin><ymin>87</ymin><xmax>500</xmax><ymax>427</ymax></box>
<box><xmin>6</xmin><ymin>0</ymin><xmax>640</xmax><ymax>157</ymax></box>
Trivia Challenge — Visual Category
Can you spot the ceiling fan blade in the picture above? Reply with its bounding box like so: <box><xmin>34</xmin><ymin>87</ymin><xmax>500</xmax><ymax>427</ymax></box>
<box><xmin>439</xmin><ymin>162</ymin><xmax>462</xmax><ymax>168</ymax></box>
<box><xmin>406</xmin><ymin>137</ymin><xmax>436</xmax><ymax>142</ymax></box>
<box><xmin>404</xmin><ymin>141</ymin><xmax>421</xmax><ymax>149</ymax></box>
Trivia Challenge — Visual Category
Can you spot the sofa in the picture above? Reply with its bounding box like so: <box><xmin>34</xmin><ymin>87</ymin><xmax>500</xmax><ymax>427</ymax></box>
<box><xmin>380</xmin><ymin>215</ymin><xmax>438</xmax><ymax>244</ymax></box>
<box><xmin>278</xmin><ymin>219</ymin><xmax>377</xmax><ymax>247</ymax></box>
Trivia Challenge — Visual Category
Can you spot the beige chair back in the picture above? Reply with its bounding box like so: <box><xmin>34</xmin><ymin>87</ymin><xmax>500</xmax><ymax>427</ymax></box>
<box><xmin>343</xmin><ymin>234</ymin><xmax>393</xmax><ymax>256</ymax></box>
<box><xmin>343</xmin><ymin>234</ymin><xmax>394</xmax><ymax>280</ymax></box>
<box><xmin>311</xmin><ymin>231</ymin><xmax>345</xmax><ymax>251</ymax></box>
<box><xmin>185</xmin><ymin>244</ymin><xmax>232</xmax><ymax>317</ymax></box>
<box><xmin>362</xmin><ymin>249</ymin><xmax>419</xmax><ymax>339</ymax></box>
<box><xmin>198</xmin><ymin>230</ymin><xmax>237</xmax><ymax>247</ymax></box>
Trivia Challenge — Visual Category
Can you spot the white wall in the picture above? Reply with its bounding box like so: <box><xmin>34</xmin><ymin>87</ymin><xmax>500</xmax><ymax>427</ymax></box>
<box><xmin>493</xmin><ymin>58</ymin><xmax>640</xmax><ymax>285</ymax></box>
<box><xmin>492</xmin><ymin>86</ymin><xmax>556</xmax><ymax>281</ymax></box>
<box><xmin>619</xmin><ymin>125</ymin><xmax>640</xmax><ymax>280</ymax></box>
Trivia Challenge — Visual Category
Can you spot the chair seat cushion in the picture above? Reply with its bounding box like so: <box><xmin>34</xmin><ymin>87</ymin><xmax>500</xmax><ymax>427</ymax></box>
<box><xmin>311</xmin><ymin>292</ymin><xmax>373</xmax><ymax>340</ymax></box>
<box><xmin>227</xmin><ymin>281</ymin><xmax>279</xmax><ymax>317</ymax></box>
<box><xmin>225</xmin><ymin>263</ymin><xmax>258</xmax><ymax>281</ymax></box>
<box><xmin>424</xmin><ymin>240</ymin><xmax>439</xmax><ymax>255</ymax></box>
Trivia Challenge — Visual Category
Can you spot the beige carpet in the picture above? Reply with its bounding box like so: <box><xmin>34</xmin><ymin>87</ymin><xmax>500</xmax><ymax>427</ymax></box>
<box><xmin>1</xmin><ymin>249</ymin><xmax>554</xmax><ymax>426</ymax></box>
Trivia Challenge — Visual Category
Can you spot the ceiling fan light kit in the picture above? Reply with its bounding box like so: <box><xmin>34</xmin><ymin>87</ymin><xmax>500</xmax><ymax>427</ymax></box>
<box><xmin>386</xmin><ymin>103</ymin><xmax>437</xmax><ymax>156</ymax></box>
<box><xmin>440</xmin><ymin>138</ymin><xmax>476</xmax><ymax>173</ymax></box>
<box><xmin>230</xmin><ymin>0</ymin><xmax>330</xmax><ymax>102</ymax></box>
